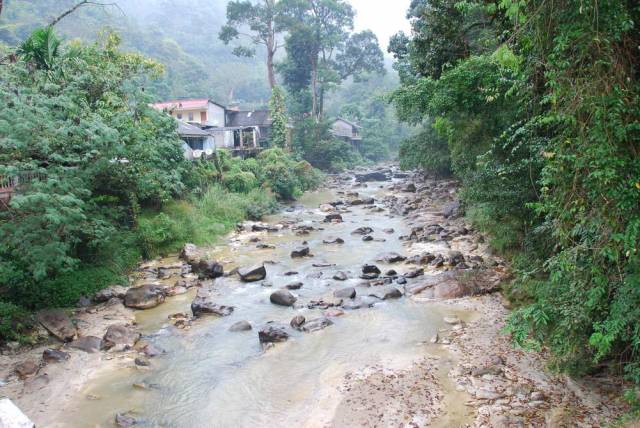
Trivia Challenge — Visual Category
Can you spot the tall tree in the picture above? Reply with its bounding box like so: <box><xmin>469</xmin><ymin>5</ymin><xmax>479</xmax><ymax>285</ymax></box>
<box><xmin>268</xmin><ymin>85</ymin><xmax>288</xmax><ymax>148</ymax></box>
<box><xmin>279</xmin><ymin>0</ymin><xmax>383</xmax><ymax>121</ymax></box>
<box><xmin>219</xmin><ymin>0</ymin><xmax>283</xmax><ymax>89</ymax></box>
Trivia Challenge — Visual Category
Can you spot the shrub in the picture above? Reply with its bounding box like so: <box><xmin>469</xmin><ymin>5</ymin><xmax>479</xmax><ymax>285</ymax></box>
<box><xmin>0</xmin><ymin>301</ymin><xmax>33</xmax><ymax>344</ymax></box>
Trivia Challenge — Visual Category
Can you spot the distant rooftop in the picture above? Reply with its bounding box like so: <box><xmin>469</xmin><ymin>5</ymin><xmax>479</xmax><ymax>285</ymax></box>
<box><xmin>151</xmin><ymin>98</ymin><xmax>226</xmax><ymax>111</ymax></box>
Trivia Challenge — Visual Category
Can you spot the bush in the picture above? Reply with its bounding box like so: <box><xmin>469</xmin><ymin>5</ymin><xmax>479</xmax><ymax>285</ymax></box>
<box><xmin>0</xmin><ymin>301</ymin><xmax>33</xmax><ymax>344</ymax></box>
<box><xmin>399</xmin><ymin>124</ymin><xmax>451</xmax><ymax>177</ymax></box>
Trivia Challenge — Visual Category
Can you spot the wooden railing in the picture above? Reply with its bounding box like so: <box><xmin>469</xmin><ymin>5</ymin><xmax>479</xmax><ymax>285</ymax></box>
<box><xmin>0</xmin><ymin>172</ymin><xmax>46</xmax><ymax>206</ymax></box>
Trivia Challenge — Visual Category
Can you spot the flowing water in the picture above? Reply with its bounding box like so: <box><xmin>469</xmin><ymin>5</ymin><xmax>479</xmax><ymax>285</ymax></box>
<box><xmin>59</xmin><ymin>179</ymin><xmax>474</xmax><ymax>427</ymax></box>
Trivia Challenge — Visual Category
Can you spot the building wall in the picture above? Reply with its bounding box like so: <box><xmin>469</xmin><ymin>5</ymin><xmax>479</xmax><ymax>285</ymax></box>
<box><xmin>169</xmin><ymin>103</ymin><xmax>225</xmax><ymax>126</ymax></box>
<box><xmin>332</xmin><ymin>120</ymin><xmax>354</xmax><ymax>138</ymax></box>
<box><xmin>207</xmin><ymin>103</ymin><xmax>226</xmax><ymax>127</ymax></box>
<box><xmin>171</xmin><ymin>109</ymin><xmax>205</xmax><ymax>124</ymax></box>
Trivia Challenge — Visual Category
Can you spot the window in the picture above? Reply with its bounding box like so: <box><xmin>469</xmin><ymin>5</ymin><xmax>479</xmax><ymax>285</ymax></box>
<box><xmin>188</xmin><ymin>112</ymin><xmax>194</xmax><ymax>122</ymax></box>
<box><xmin>177</xmin><ymin>113</ymin><xmax>183</xmax><ymax>119</ymax></box>
<box><xmin>185</xmin><ymin>137</ymin><xmax>204</xmax><ymax>151</ymax></box>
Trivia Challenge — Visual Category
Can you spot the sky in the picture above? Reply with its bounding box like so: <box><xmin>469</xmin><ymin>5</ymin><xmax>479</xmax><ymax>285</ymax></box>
<box><xmin>349</xmin><ymin>0</ymin><xmax>412</xmax><ymax>52</ymax></box>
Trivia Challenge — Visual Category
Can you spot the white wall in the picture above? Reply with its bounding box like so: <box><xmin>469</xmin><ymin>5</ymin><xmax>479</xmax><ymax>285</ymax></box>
<box><xmin>207</xmin><ymin>103</ymin><xmax>226</xmax><ymax>127</ymax></box>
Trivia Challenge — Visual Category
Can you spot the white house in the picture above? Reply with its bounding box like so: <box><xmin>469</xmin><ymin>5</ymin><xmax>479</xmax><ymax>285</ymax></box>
<box><xmin>331</xmin><ymin>117</ymin><xmax>363</xmax><ymax>148</ymax></box>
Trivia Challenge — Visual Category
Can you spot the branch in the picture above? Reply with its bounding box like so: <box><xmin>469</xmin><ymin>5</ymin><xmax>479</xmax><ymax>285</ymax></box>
<box><xmin>50</xmin><ymin>0</ymin><xmax>121</xmax><ymax>27</ymax></box>
<box><xmin>0</xmin><ymin>0</ymin><xmax>3</xmax><ymax>19</ymax></box>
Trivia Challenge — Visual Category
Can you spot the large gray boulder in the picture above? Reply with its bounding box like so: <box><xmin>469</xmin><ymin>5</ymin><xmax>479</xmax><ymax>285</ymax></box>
<box><xmin>124</xmin><ymin>284</ymin><xmax>165</xmax><ymax>310</ymax></box>
<box><xmin>258</xmin><ymin>324</ymin><xmax>289</xmax><ymax>343</ymax></box>
<box><xmin>191</xmin><ymin>289</ymin><xmax>234</xmax><ymax>317</ymax></box>
<box><xmin>102</xmin><ymin>325</ymin><xmax>140</xmax><ymax>351</ymax></box>
<box><xmin>179</xmin><ymin>243</ymin><xmax>199</xmax><ymax>264</ymax></box>
<box><xmin>94</xmin><ymin>285</ymin><xmax>128</xmax><ymax>303</ymax></box>
<box><xmin>194</xmin><ymin>259</ymin><xmax>224</xmax><ymax>279</ymax></box>
<box><xmin>37</xmin><ymin>309</ymin><xmax>77</xmax><ymax>342</ymax></box>
<box><xmin>238</xmin><ymin>265</ymin><xmax>267</xmax><ymax>282</ymax></box>
<box><xmin>334</xmin><ymin>287</ymin><xmax>356</xmax><ymax>299</ymax></box>
<box><xmin>369</xmin><ymin>287</ymin><xmax>403</xmax><ymax>300</ymax></box>
<box><xmin>291</xmin><ymin>246</ymin><xmax>310</xmax><ymax>258</ymax></box>
<box><xmin>0</xmin><ymin>398</ymin><xmax>35</xmax><ymax>428</ymax></box>
<box><xmin>301</xmin><ymin>317</ymin><xmax>333</xmax><ymax>333</ymax></box>
<box><xmin>69</xmin><ymin>336</ymin><xmax>102</xmax><ymax>353</ymax></box>
<box><xmin>270</xmin><ymin>290</ymin><xmax>297</xmax><ymax>306</ymax></box>
<box><xmin>375</xmin><ymin>252</ymin><xmax>407</xmax><ymax>263</ymax></box>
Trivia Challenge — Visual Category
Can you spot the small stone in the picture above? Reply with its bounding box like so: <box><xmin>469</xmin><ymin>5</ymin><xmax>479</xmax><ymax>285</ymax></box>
<box><xmin>334</xmin><ymin>287</ymin><xmax>356</xmax><ymax>299</ymax></box>
<box><xmin>270</xmin><ymin>289</ymin><xmax>297</xmax><ymax>306</ymax></box>
<box><xmin>290</xmin><ymin>315</ymin><xmax>306</xmax><ymax>330</ymax></box>
<box><xmin>229</xmin><ymin>320</ymin><xmax>252</xmax><ymax>332</ymax></box>
<box><xmin>333</xmin><ymin>271</ymin><xmax>348</xmax><ymax>281</ymax></box>
<box><xmin>42</xmin><ymin>349</ymin><xmax>70</xmax><ymax>363</ymax></box>
<box><xmin>291</xmin><ymin>246</ymin><xmax>310</xmax><ymax>258</ymax></box>
<box><xmin>134</xmin><ymin>357</ymin><xmax>150</xmax><ymax>367</ymax></box>
<box><xmin>285</xmin><ymin>281</ymin><xmax>304</xmax><ymax>290</ymax></box>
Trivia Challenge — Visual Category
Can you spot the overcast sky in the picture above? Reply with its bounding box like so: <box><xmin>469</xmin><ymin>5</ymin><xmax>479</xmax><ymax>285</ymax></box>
<box><xmin>349</xmin><ymin>0</ymin><xmax>412</xmax><ymax>52</ymax></box>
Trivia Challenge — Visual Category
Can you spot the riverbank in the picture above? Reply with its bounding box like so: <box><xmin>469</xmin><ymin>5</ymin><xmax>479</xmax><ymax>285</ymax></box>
<box><xmin>0</xmin><ymin>165</ymin><xmax>629</xmax><ymax>427</ymax></box>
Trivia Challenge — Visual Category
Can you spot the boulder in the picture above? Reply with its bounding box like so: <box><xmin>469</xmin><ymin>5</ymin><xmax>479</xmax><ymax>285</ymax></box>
<box><xmin>0</xmin><ymin>398</ymin><xmax>35</xmax><ymax>428</ymax></box>
<box><xmin>124</xmin><ymin>284</ymin><xmax>165</xmax><ymax>310</ymax></box>
<box><xmin>404</xmin><ymin>268</ymin><xmax>425</xmax><ymax>279</ymax></box>
<box><xmin>369</xmin><ymin>287</ymin><xmax>403</xmax><ymax>300</ymax></box>
<box><xmin>323</xmin><ymin>237</ymin><xmax>345</xmax><ymax>244</ymax></box>
<box><xmin>102</xmin><ymin>325</ymin><xmax>140</xmax><ymax>351</ymax></box>
<box><xmin>324</xmin><ymin>308</ymin><xmax>345</xmax><ymax>317</ymax></box>
<box><xmin>291</xmin><ymin>246</ymin><xmax>310</xmax><ymax>258</ymax></box>
<box><xmin>37</xmin><ymin>309</ymin><xmax>76</xmax><ymax>342</ymax></box>
<box><xmin>179</xmin><ymin>243</ymin><xmax>199</xmax><ymax>264</ymax></box>
<box><xmin>351</xmin><ymin>226</ymin><xmax>373</xmax><ymax>235</ymax></box>
<box><xmin>362</xmin><ymin>264</ymin><xmax>381</xmax><ymax>275</ymax></box>
<box><xmin>434</xmin><ymin>279</ymin><xmax>468</xmax><ymax>299</ymax></box>
<box><xmin>238</xmin><ymin>265</ymin><xmax>267</xmax><ymax>282</ymax></box>
<box><xmin>341</xmin><ymin>296</ymin><xmax>377</xmax><ymax>310</ymax></box>
<box><xmin>323</xmin><ymin>213</ymin><xmax>343</xmax><ymax>223</ymax></box>
<box><xmin>194</xmin><ymin>259</ymin><xmax>224</xmax><ymax>279</ymax></box>
<box><xmin>333</xmin><ymin>271</ymin><xmax>348</xmax><ymax>281</ymax></box>
<box><xmin>375</xmin><ymin>252</ymin><xmax>406</xmax><ymax>263</ymax></box>
<box><xmin>270</xmin><ymin>290</ymin><xmax>297</xmax><ymax>306</ymax></box>
<box><xmin>403</xmin><ymin>183</ymin><xmax>417</xmax><ymax>192</ymax></box>
<box><xmin>191</xmin><ymin>289</ymin><xmax>234</xmax><ymax>317</ymax></box>
<box><xmin>258</xmin><ymin>324</ymin><xmax>289</xmax><ymax>343</ymax></box>
<box><xmin>94</xmin><ymin>285</ymin><xmax>128</xmax><ymax>303</ymax></box>
<box><xmin>14</xmin><ymin>361</ymin><xmax>38</xmax><ymax>379</ymax></box>
<box><xmin>448</xmin><ymin>251</ymin><xmax>465</xmax><ymax>266</ymax></box>
<box><xmin>362</xmin><ymin>235</ymin><xmax>374</xmax><ymax>242</ymax></box>
<box><xmin>334</xmin><ymin>287</ymin><xmax>356</xmax><ymax>299</ymax></box>
<box><xmin>301</xmin><ymin>317</ymin><xmax>333</xmax><ymax>333</ymax></box>
<box><xmin>355</xmin><ymin>171</ymin><xmax>389</xmax><ymax>182</ymax></box>
<box><xmin>442</xmin><ymin>200</ymin><xmax>462</xmax><ymax>219</ymax></box>
<box><xmin>115</xmin><ymin>412</ymin><xmax>138</xmax><ymax>428</ymax></box>
<box><xmin>285</xmin><ymin>281</ymin><xmax>304</xmax><ymax>290</ymax></box>
<box><xmin>229</xmin><ymin>320</ymin><xmax>253</xmax><ymax>332</ymax></box>
<box><xmin>290</xmin><ymin>315</ymin><xmax>306</xmax><ymax>330</ymax></box>
<box><xmin>42</xmin><ymin>349</ymin><xmax>70</xmax><ymax>363</ymax></box>
<box><xmin>69</xmin><ymin>336</ymin><xmax>102</xmax><ymax>353</ymax></box>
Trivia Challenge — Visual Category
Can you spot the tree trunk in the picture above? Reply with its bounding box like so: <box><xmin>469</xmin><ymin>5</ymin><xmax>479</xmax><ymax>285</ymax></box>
<box><xmin>0</xmin><ymin>0</ymin><xmax>4</xmax><ymax>19</ymax></box>
<box><xmin>311</xmin><ymin>61</ymin><xmax>319</xmax><ymax>122</ymax></box>
<box><xmin>267</xmin><ymin>48</ymin><xmax>276</xmax><ymax>89</ymax></box>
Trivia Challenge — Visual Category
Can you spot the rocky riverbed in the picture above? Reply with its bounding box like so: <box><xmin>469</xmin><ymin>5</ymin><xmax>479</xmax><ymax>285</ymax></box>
<box><xmin>0</xmin><ymin>165</ymin><xmax>629</xmax><ymax>427</ymax></box>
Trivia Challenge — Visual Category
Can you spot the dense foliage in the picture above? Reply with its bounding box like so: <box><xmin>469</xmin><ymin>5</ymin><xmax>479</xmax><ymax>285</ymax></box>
<box><xmin>391</xmin><ymin>0</ymin><xmax>640</xmax><ymax>407</ymax></box>
<box><xmin>0</xmin><ymin>29</ymin><xmax>321</xmax><ymax>339</ymax></box>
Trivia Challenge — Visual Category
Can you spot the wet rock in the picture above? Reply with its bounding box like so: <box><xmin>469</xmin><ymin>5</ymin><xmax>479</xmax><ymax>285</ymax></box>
<box><xmin>238</xmin><ymin>265</ymin><xmax>267</xmax><ymax>282</ymax></box>
<box><xmin>37</xmin><ymin>309</ymin><xmax>77</xmax><ymax>342</ymax></box>
<box><xmin>291</xmin><ymin>246</ymin><xmax>310</xmax><ymax>258</ymax></box>
<box><xmin>375</xmin><ymin>252</ymin><xmax>406</xmax><ymax>263</ymax></box>
<box><xmin>434</xmin><ymin>273</ymin><xmax>468</xmax><ymax>299</ymax></box>
<box><xmin>431</xmin><ymin>255</ymin><xmax>445</xmax><ymax>267</ymax></box>
<box><xmin>229</xmin><ymin>320</ymin><xmax>252</xmax><ymax>332</ymax></box>
<box><xmin>308</xmin><ymin>298</ymin><xmax>342</xmax><ymax>309</ymax></box>
<box><xmin>270</xmin><ymin>289</ymin><xmax>297</xmax><ymax>306</ymax></box>
<box><xmin>258</xmin><ymin>324</ymin><xmax>289</xmax><ymax>343</ymax></box>
<box><xmin>351</xmin><ymin>226</ymin><xmax>373</xmax><ymax>235</ymax></box>
<box><xmin>333</xmin><ymin>271</ymin><xmax>348</xmax><ymax>281</ymax></box>
<box><xmin>403</xmin><ymin>268</ymin><xmax>424</xmax><ymax>279</ymax></box>
<box><xmin>0</xmin><ymin>398</ymin><xmax>35</xmax><ymax>428</ymax></box>
<box><xmin>261</xmin><ymin>281</ymin><xmax>273</xmax><ymax>287</ymax></box>
<box><xmin>301</xmin><ymin>317</ymin><xmax>333</xmax><ymax>333</ymax></box>
<box><xmin>396</xmin><ymin>277</ymin><xmax>407</xmax><ymax>285</ymax></box>
<box><xmin>115</xmin><ymin>412</ymin><xmax>138</xmax><ymax>427</ymax></box>
<box><xmin>360</xmin><ymin>273</ymin><xmax>379</xmax><ymax>280</ymax></box>
<box><xmin>191</xmin><ymin>289</ymin><xmax>234</xmax><ymax>317</ymax></box>
<box><xmin>341</xmin><ymin>296</ymin><xmax>377</xmax><ymax>310</ymax></box>
<box><xmin>257</xmin><ymin>243</ymin><xmax>276</xmax><ymax>249</ymax></box>
<box><xmin>442</xmin><ymin>200</ymin><xmax>462</xmax><ymax>219</ymax></box>
<box><xmin>406</xmin><ymin>253</ymin><xmax>436</xmax><ymax>265</ymax></box>
<box><xmin>369</xmin><ymin>287</ymin><xmax>402</xmax><ymax>300</ymax></box>
<box><xmin>319</xmin><ymin>203</ymin><xmax>334</xmax><ymax>212</ymax></box>
<box><xmin>324</xmin><ymin>308</ymin><xmax>345</xmax><ymax>317</ymax></box>
<box><xmin>194</xmin><ymin>259</ymin><xmax>224</xmax><ymax>279</ymax></box>
<box><xmin>134</xmin><ymin>357</ymin><xmax>150</xmax><ymax>367</ymax></box>
<box><xmin>285</xmin><ymin>281</ymin><xmax>304</xmax><ymax>290</ymax></box>
<box><xmin>334</xmin><ymin>287</ymin><xmax>356</xmax><ymax>299</ymax></box>
<box><xmin>42</xmin><ymin>349</ymin><xmax>70</xmax><ymax>363</ymax></box>
<box><xmin>362</xmin><ymin>264</ymin><xmax>381</xmax><ymax>275</ymax></box>
<box><xmin>69</xmin><ymin>336</ymin><xmax>102</xmax><ymax>353</ymax></box>
<box><xmin>179</xmin><ymin>243</ymin><xmax>199</xmax><ymax>264</ymax></box>
<box><xmin>362</xmin><ymin>235</ymin><xmax>374</xmax><ymax>242</ymax></box>
<box><xmin>136</xmin><ymin>341</ymin><xmax>164</xmax><ymax>358</ymax></box>
<box><xmin>124</xmin><ymin>284</ymin><xmax>165</xmax><ymax>310</ymax></box>
<box><xmin>355</xmin><ymin>171</ymin><xmax>389</xmax><ymax>182</ymax></box>
<box><xmin>251</xmin><ymin>222</ymin><xmax>281</xmax><ymax>232</ymax></box>
<box><xmin>324</xmin><ymin>213</ymin><xmax>343</xmax><ymax>222</ymax></box>
<box><xmin>284</xmin><ymin>271</ymin><xmax>298</xmax><ymax>276</ymax></box>
<box><xmin>448</xmin><ymin>251</ymin><xmax>465</xmax><ymax>266</ymax></box>
<box><xmin>382</xmin><ymin>228</ymin><xmax>395</xmax><ymax>234</ymax></box>
<box><xmin>323</xmin><ymin>237</ymin><xmax>345</xmax><ymax>244</ymax></box>
<box><xmin>403</xmin><ymin>183</ymin><xmax>417</xmax><ymax>192</ymax></box>
<box><xmin>290</xmin><ymin>315</ymin><xmax>306</xmax><ymax>330</ymax></box>
<box><xmin>102</xmin><ymin>325</ymin><xmax>140</xmax><ymax>351</ymax></box>
<box><xmin>14</xmin><ymin>361</ymin><xmax>38</xmax><ymax>379</ymax></box>
<box><xmin>385</xmin><ymin>269</ymin><xmax>397</xmax><ymax>276</ymax></box>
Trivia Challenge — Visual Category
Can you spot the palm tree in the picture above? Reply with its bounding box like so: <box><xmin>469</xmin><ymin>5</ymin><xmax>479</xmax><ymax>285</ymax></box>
<box><xmin>18</xmin><ymin>27</ymin><xmax>62</xmax><ymax>71</ymax></box>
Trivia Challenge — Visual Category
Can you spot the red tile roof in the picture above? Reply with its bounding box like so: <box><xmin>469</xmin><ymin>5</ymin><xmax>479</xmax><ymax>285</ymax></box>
<box><xmin>151</xmin><ymin>99</ymin><xmax>222</xmax><ymax>111</ymax></box>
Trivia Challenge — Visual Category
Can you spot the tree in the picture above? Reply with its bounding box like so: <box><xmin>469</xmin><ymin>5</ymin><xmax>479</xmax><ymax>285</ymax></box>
<box><xmin>268</xmin><ymin>85</ymin><xmax>288</xmax><ymax>148</ymax></box>
<box><xmin>279</xmin><ymin>0</ymin><xmax>384</xmax><ymax>121</ymax></box>
<box><xmin>219</xmin><ymin>0</ymin><xmax>283</xmax><ymax>89</ymax></box>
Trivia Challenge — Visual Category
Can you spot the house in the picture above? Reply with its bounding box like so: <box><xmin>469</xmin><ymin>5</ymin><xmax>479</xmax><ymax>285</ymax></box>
<box><xmin>177</xmin><ymin>121</ymin><xmax>215</xmax><ymax>160</ymax></box>
<box><xmin>152</xmin><ymin>99</ymin><xmax>226</xmax><ymax>127</ymax></box>
<box><xmin>331</xmin><ymin>117</ymin><xmax>362</xmax><ymax>149</ymax></box>
<box><xmin>152</xmin><ymin>98</ymin><xmax>267</xmax><ymax>158</ymax></box>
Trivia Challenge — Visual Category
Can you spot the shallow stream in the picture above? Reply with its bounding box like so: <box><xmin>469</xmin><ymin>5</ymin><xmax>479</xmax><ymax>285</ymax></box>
<box><xmin>60</xmin><ymin>179</ymin><xmax>473</xmax><ymax>427</ymax></box>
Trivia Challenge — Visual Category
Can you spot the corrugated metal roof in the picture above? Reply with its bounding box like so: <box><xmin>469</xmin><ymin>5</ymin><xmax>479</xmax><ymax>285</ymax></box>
<box><xmin>152</xmin><ymin>99</ymin><xmax>226</xmax><ymax>111</ymax></box>
<box><xmin>226</xmin><ymin>110</ymin><xmax>271</xmax><ymax>127</ymax></box>
<box><xmin>177</xmin><ymin>121</ymin><xmax>210</xmax><ymax>137</ymax></box>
